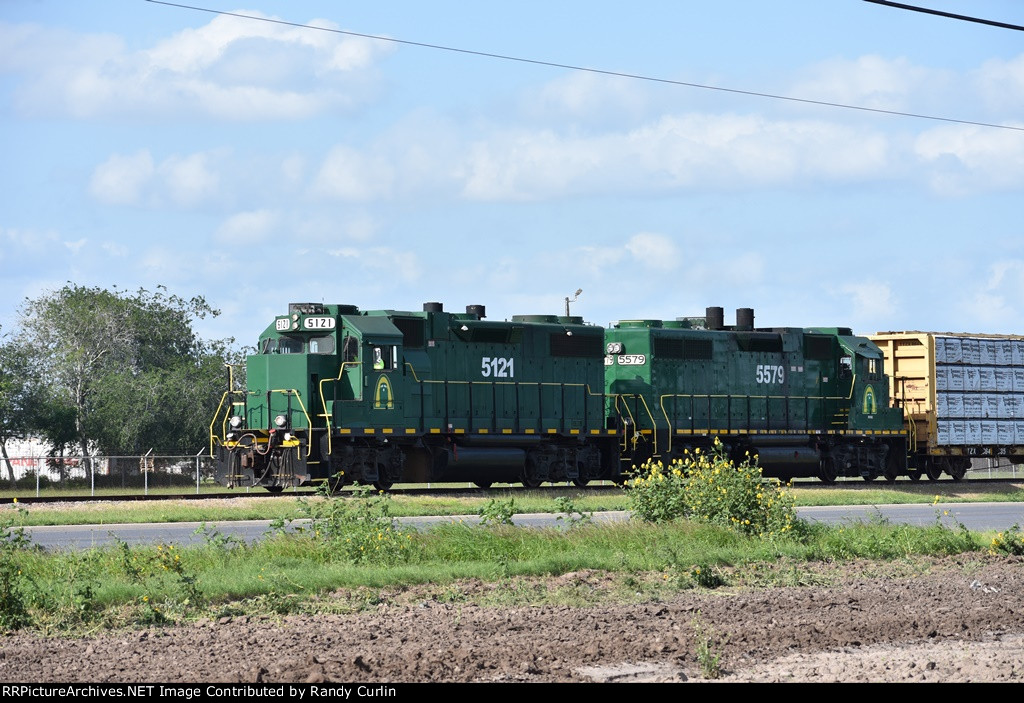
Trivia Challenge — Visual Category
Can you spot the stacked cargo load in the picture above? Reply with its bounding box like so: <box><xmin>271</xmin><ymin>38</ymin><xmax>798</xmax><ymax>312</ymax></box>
<box><xmin>870</xmin><ymin>332</ymin><xmax>1024</xmax><ymax>480</ymax></box>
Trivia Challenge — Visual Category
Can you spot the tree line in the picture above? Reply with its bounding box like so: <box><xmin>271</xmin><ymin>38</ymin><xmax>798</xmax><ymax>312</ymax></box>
<box><xmin>0</xmin><ymin>284</ymin><xmax>245</xmax><ymax>486</ymax></box>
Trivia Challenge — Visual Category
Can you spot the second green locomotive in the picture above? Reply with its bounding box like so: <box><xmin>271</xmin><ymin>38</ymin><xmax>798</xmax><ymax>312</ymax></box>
<box><xmin>606</xmin><ymin>307</ymin><xmax>905</xmax><ymax>483</ymax></box>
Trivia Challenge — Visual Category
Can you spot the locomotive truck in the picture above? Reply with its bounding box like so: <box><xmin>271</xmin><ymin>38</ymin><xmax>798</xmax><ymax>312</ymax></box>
<box><xmin>209</xmin><ymin>302</ymin><xmax>908</xmax><ymax>491</ymax></box>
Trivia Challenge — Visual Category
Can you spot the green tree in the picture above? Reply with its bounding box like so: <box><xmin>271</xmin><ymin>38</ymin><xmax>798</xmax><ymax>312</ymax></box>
<box><xmin>0</xmin><ymin>333</ymin><xmax>45</xmax><ymax>487</ymax></box>
<box><xmin>16</xmin><ymin>284</ymin><xmax>241</xmax><ymax>457</ymax></box>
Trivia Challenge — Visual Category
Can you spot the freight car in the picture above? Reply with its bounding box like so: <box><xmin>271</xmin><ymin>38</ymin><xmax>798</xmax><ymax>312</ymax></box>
<box><xmin>871</xmin><ymin>331</ymin><xmax>1024</xmax><ymax>480</ymax></box>
<box><xmin>209</xmin><ymin>302</ymin><xmax>907</xmax><ymax>490</ymax></box>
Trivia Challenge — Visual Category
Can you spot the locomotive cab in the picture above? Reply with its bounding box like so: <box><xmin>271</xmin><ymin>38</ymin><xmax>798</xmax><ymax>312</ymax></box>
<box><xmin>211</xmin><ymin>303</ymin><xmax>350</xmax><ymax>491</ymax></box>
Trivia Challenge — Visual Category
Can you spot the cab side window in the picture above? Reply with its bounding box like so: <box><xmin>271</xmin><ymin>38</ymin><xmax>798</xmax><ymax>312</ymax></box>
<box><xmin>867</xmin><ymin>358</ymin><xmax>879</xmax><ymax>380</ymax></box>
<box><xmin>371</xmin><ymin>345</ymin><xmax>398</xmax><ymax>371</ymax></box>
<box><xmin>342</xmin><ymin>335</ymin><xmax>359</xmax><ymax>363</ymax></box>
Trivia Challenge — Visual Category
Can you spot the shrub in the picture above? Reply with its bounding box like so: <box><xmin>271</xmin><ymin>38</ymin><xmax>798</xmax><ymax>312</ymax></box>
<box><xmin>989</xmin><ymin>524</ymin><xmax>1024</xmax><ymax>556</ymax></box>
<box><xmin>298</xmin><ymin>482</ymin><xmax>412</xmax><ymax>566</ymax></box>
<box><xmin>478</xmin><ymin>497</ymin><xmax>516</xmax><ymax>527</ymax></box>
<box><xmin>0</xmin><ymin>503</ymin><xmax>32</xmax><ymax>631</ymax></box>
<box><xmin>626</xmin><ymin>439</ymin><xmax>797</xmax><ymax>538</ymax></box>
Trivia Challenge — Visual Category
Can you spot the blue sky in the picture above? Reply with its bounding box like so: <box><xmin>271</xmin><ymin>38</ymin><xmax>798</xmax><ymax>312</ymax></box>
<box><xmin>2</xmin><ymin>0</ymin><xmax>1023</xmax><ymax>348</ymax></box>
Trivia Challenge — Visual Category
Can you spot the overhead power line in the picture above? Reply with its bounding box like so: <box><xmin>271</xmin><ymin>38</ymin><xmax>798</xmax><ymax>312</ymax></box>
<box><xmin>864</xmin><ymin>1</ymin><xmax>1024</xmax><ymax>32</ymax></box>
<box><xmin>146</xmin><ymin>0</ymin><xmax>1024</xmax><ymax>133</ymax></box>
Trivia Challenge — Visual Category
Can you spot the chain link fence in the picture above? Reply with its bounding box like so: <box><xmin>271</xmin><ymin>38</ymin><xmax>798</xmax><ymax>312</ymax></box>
<box><xmin>1</xmin><ymin>453</ymin><xmax>222</xmax><ymax>497</ymax></box>
<box><xmin>0</xmin><ymin>453</ymin><xmax>1019</xmax><ymax>498</ymax></box>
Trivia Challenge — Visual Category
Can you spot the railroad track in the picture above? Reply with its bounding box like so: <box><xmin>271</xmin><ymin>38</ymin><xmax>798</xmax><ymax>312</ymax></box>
<box><xmin>0</xmin><ymin>483</ymin><xmax>628</xmax><ymax>506</ymax></box>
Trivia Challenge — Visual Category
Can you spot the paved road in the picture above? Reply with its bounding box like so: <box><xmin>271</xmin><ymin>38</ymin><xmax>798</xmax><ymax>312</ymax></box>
<box><xmin>18</xmin><ymin>502</ymin><xmax>1024</xmax><ymax>551</ymax></box>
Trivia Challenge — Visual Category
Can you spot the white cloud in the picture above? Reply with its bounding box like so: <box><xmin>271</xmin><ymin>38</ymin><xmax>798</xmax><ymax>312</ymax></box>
<box><xmin>839</xmin><ymin>281</ymin><xmax>895</xmax><ymax>323</ymax></box>
<box><xmin>974</xmin><ymin>54</ymin><xmax>1024</xmax><ymax>113</ymax></box>
<box><xmin>101</xmin><ymin>242</ymin><xmax>129</xmax><ymax>258</ymax></box>
<box><xmin>139</xmin><ymin>246</ymin><xmax>190</xmax><ymax>282</ymax></box>
<box><xmin>64</xmin><ymin>239</ymin><xmax>87</xmax><ymax>254</ymax></box>
<box><xmin>160</xmin><ymin>153</ymin><xmax>221</xmax><ymax>207</ymax></box>
<box><xmin>89</xmin><ymin>151</ymin><xmax>156</xmax><ymax>205</ymax></box>
<box><xmin>569</xmin><ymin>233</ymin><xmax>678</xmax><ymax>277</ymax></box>
<box><xmin>341</xmin><ymin>214</ymin><xmax>379</xmax><ymax>242</ymax></box>
<box><xmin>790</xmin><ymin>55</ymin><xmax>942</xmax><ymax>112</ymax></box>
<box><xmin>574</xmin><ymin>245</ymin><xmax>626</xmax><ymax>276</ymax></box>
<box><xmin>89</xmin><ymin>150</ymin><xmax>224</xmax><ymax>208</ymax></box>
<box><xmin>956</xmin><ymin>260</ymin><xmax>1024</xmax><ymax>329</ymax></box>
<box><xmin>625</xmin><ymin>233</ymin><xmax>677</xmax><ymax>271</ymax></box>
<box><xmin>1</xmin><ymin>14</ymin><xmax>393</xmax><ymax>120</ymax></box>
<box><xmin>1</xmin><ymin>227</ymin><xmax>59</xmax><ymax>252</ymax></box>
<box><xmin>312</xmin><ymin>146</ymin><xmax>396</xmax><ymax>201</ymax></box>
<box><xmin>324</xmin><ymin>247</ymin><xmax>421</xmax><ymax>284</ymax></box>
<box><xmin>281</xmin><ymin>154</ymin><xmax>307</xmax><ymax>187</ymax></box>
<box><xmin>215</xmin><ymin>210</ymin><xmax>281</xmax><ymax>244</ymax></box>
<box><xmin>915</xmin><ymin>125</ymin><xmax>1024</xmax><ymax>195</ymax></box>
<box><xmin>459</xmin><ymin>114</ymin><xmax>892</xmax><ymax>200</ymax></box>
<box><xmin>523</xmin><ymin>71</ymin><xmax>648</xmax><ymax>123</ymax></box>
<box><xmin>0</xmin><ymin>227</ymin><xmax>62</xmax><ymax>268</ymax></box>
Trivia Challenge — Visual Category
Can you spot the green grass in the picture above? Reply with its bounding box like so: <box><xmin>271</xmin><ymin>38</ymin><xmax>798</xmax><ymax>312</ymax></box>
<box><xmin>789</xmin><ymin>481</ymin><xmax>1024</xmax><ymax>506</ymax></box>
<box><xmin>2</xmin><ymin>480</ymin><xmax>1023</xmax><ymax>527</ymax></box>
<box><xmin>1</xmin><ymin>510</ymin><xmax>1013</xmax><ymax>635</ymax></box>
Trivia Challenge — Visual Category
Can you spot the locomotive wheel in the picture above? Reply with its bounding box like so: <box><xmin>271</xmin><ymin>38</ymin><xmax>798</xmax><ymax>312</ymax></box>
<box><xmin>521</xmin><ymin>476</ymin><xmax>543</xmax><ymax>489</ymax></box>
<box><xmin>883</xmin><ymin>451</ymin><xmax>901</xmax><ymax>483</ymax></box>
<box><xmin>473</xmin><ymin>481</ymin><xmax>493</xmax><ymax>489</ymax></box>
<box><xmin>572</xmin><ymin>477</ymin><xmax>590</xmax><ymax>487</ymax></box>
<box><xmin>817</xmin><ymin>457</ymin><xmax>838</xmax><ymax>484</ymax></box>
<box><xmin>906</xmin><ymin>469</ymin><xmax>922</xmax><ymax>482</ymax></box>
<box><xmin>925</xmin><ymin>460</ymin><xmax>943</xmax><ymax>481</ymax></box>
<box><xmin>946</xmin><ymin>458</ymin><xmax>968</xmax><ymax>482</ymax></box>
<box><xmin>373</xmin><ymin>480</ymin><xmax>394</xmax><ymax>492</ymax></box>
<box><xmin>265</xmin><ymin>485</ymin><xmax>285</xmax><ymax>494</ymax></box>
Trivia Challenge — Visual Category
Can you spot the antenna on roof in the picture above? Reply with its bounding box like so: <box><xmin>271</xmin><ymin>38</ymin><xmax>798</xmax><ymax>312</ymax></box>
<box><xmin>564</xmin><ymin>288</ymin><xmax>582</xmax><ymax>317</ymax></box>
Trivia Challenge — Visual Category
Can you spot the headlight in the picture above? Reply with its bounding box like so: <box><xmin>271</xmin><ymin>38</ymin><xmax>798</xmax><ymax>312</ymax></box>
<box><xmin>274</xmin><ymin>415</ymin><xmax>288</xmax><ymax>428</ymax></box>
<box><xmin>229</xmin><ymin>415</ymin><xmax>243</xmax><ymax>429</ymax></box>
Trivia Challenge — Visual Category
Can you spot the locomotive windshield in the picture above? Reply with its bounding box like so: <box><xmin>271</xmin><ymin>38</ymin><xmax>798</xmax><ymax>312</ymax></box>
<box><xmin>309</xmin><ymin>335</ymin><xmax>335</xmax><ymax>354</ymax></box>
<box><xmin>260</xmin><ymin>336</ymin><xmax>304</xmax><ymax>354</ymax></box>
<box><xmin>260</xmin><ymin>335</ymin><xmax>335</xmax><ymax>354</ymax></box>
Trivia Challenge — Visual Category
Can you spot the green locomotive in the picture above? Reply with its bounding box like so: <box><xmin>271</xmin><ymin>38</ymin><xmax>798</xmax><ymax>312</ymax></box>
<box><xmin>210</xmin><ymin>302</ymin><xmax>619</xmax><ymax>491</ymax></box>
<box><xmin>209</xmin><ymin>303</ymin><xmax>907</xmax><ymax>490</ymax></box>
<box><xmin>606</xmin><ymin>307</ymin><xmax>906</xmax><ymax>482</ymax></box>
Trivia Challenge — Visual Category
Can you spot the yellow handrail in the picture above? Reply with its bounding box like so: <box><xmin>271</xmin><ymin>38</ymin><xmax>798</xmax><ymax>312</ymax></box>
<box><xmin>266</xmin><ymin>389</ymin><xmax>313</xmax><ymax>432</ymax></box>
<box><xmin>655</xmin><ymin>375</ymin><xmax>859</xmax><ymax>453</ymax></box>
<box><xmin>612</xmin><ymin>394</ymin><xmax>657</xmax><ymax>455</ymax></box>
<box><xmin>207</xmin><ymin>363</ymin><xmax>246</xmax><ymax>457</ymax></box>
<box><xmin>208</xmin><ymin>391</ymin><xmax>231</xmax><ymax>457</ymax></box>
<box><xmin>318</xmin><ymin>361</ymin><xmax>363</xmax><ymax>457</ymax></box>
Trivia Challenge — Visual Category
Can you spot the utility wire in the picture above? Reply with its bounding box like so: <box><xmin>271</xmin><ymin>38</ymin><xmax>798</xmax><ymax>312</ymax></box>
<box><xmin>147</xmin><ymin>0</ymin><xmax>1024</xmax><ymax>133</ymax></box>
<box><xmin>864</xmin><ymin>1</ymin><xmax>1024</xmax><ymax>32</ymax></box>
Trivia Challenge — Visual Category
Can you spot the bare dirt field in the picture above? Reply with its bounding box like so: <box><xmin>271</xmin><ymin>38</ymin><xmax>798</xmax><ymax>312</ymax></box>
<box><xmin>1</xmin><ymin>553</ymin><xmax>1022</xmax><ymax>683</ymax></box>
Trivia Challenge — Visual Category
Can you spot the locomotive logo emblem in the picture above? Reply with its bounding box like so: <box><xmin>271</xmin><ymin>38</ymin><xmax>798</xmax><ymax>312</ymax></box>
<box><xmin>862</xmin><ymin>384</ymin><xmax>877</xmax><ymax>415</ymax></box>
<box><xmin>374</xmin><ymin>375</ymin><xmax>394</xmax><ymax>410</ymax></box>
